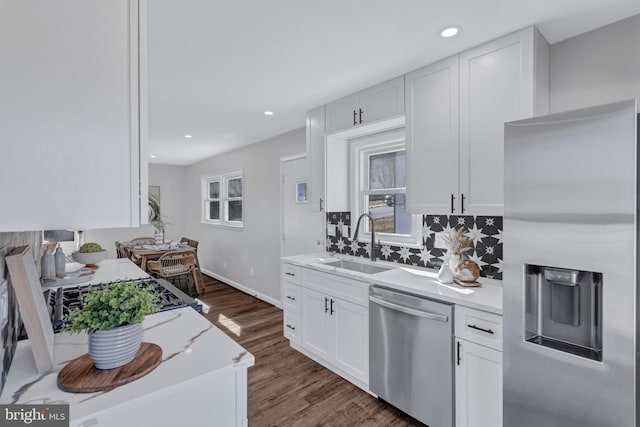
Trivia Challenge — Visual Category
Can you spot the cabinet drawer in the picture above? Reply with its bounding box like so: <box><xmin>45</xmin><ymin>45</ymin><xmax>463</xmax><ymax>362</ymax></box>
<box><xmin>282</xmin><ymin>263</ymin><xmax>301</xmax><ymax>285</ymax></box>
<box><xmin>284</xmin><ymin>312</ymin><xmax>300</xmax><ymax>343</ymax></box>
<box><xmin>283</xmin><ymin>283</ymin><xmax>300</xmax><ymax>314</ymax></box>
<box><xmin>455</xmin><ymin>306</ymin><xmax>503</xmax><ymax>351</ymax></box>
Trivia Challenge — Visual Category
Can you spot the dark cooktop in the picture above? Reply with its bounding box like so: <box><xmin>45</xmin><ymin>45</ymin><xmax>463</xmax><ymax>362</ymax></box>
<box><xmin>39</xmin><ymin>277</ymin><xmax>202</xmax><ymax>334</ymax></box>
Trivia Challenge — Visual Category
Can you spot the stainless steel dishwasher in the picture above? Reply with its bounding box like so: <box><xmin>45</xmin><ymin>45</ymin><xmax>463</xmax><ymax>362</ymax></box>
<box><xmin>369</xmin><ymin>285</ymin><xmax>454</xmax><ymax>427</ymax></box>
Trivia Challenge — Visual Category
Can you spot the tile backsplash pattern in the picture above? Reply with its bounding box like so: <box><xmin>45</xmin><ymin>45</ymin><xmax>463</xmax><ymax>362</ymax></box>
<box><xmin>0</xmin><ymin>232</ymin><xmax>42</xmax><ymax>395</ymax></box>
<box><xmin>326</xmin><ymin>212</ymin><xmax>503</xmax><ymax>280</ymax></box>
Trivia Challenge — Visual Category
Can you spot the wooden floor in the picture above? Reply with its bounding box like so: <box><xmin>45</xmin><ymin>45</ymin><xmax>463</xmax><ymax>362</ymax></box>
<box><xmin>197</xmin><ymin>275</ymin><xmax>423</xmax><ymax>427</ymax></box>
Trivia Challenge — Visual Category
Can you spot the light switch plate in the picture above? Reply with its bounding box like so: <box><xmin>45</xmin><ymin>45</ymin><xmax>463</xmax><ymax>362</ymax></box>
<box><xmin>342</xmin><ymin>225</ymin><xmax>349</xmax><ymax>237</ymax></box>
<box><xmin>327</xmin><ymin>224</ymin><xmax>336</xmax><ymax>237</ymax></box>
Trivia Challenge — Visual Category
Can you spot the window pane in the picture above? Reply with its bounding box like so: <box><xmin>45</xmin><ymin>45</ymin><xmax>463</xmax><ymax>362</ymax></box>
<box><xmin>209</xmin><ymin>201</ymin><xmax>220</xmax><ymax>220</ymax></box>
<box><xmin>367</xmin><ymin>193</ymin><xmax>411</xmax><ymax>234</ymax></box>
<box><xmin>209</xmin><ymin>181</ymin><xmax>220</xmax><ymax>199</ymax></box>
<box><xmin>228</xmin><ymin>200</ymin><xmax>242</xmax><ymax>222</ymax></box>
<box><xmin>227</xmin><ymin>178</ymin><xmax>242</xmax><ymax>197</ymax></box>
<box><xmin>369</xmin><ymin>151</ymin><xmax>406</xmax><ymax>190</ymax></box>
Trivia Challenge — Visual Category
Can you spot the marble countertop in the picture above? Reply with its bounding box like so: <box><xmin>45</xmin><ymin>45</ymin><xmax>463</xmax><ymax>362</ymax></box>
<box><xmin>0</xmin><ymin>307</ymin><xmax>255</xmax><ymax>423</ymax></box>
<box><xmin>282</xmin><ymin>253</ymin><xmax>502</xmax><ymax>314</ymax></box>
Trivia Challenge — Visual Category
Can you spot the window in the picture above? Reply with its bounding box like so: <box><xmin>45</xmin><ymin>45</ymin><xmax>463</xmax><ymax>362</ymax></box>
<box><xmin>202</xmin><ymin>171</ymin><xmax>243</xmax><ymax>227</ymax></box>
<box><xmin>350</xmin><ymin>129</ymin><xmax>421</xmax><ymax>246</ymax></box>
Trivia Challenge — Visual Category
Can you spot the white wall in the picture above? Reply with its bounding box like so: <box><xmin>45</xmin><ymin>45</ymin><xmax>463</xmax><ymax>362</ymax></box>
<box><xmin>185</xmin><ymin>128</ymin><xmax>305</xmax><ymax>305</ymax></box>
<box><xmin>549</xmin><ymin>13</ymin><xmax>640</xmax><ymax>113</ymax></box>
<box><xmin>83</xmin><ymin>164</ymin><xmax>187</xmax><ymax>257</ymax></box>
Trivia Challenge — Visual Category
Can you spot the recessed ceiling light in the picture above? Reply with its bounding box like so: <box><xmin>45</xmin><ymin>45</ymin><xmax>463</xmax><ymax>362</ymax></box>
<box><xmin>184</xmin><ymin>134</ymin><xmax>192</xmax><ymax>139</ymax></box>
<box><xmin>264</xmin><ymin>111</ymin><xmax>274</xmax><ymax>116</ymax></box>
<box><xmin>440</xmin><ymin>26</ymin><xmax>459</xmax><ymax>38</ymax></box>
<box><xmin>223</xmin><ymin>133</ymin><xmax>233</xmax><ymax>138</ymax></box>
<box><xmin>150</xmin><ymin>154</ymin><xmax>157</xmax><ymax>158</ymax></box>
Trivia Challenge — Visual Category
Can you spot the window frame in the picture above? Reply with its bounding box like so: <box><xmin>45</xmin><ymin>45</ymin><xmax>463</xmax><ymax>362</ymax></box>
<box><xmin>202</xmin><ymin>171</ymin><xmax>244</xmax><ymax>229</ymax></box>
<box><xmin>349</xmin><ymin>129</ymin><xmax>421</xmax><ymax>247</ymax></box>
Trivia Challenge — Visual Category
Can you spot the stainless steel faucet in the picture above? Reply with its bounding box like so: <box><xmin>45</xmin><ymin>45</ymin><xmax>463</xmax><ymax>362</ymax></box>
<box><xmin>353</xmin><ymin>213</ymin><xmax>380</xmax><ymax>262</ymax></box>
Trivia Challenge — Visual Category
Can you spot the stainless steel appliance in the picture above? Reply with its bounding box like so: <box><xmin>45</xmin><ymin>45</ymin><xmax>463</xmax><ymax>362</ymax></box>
<box><xmin>369</xmin><ymin>285</ymin><xmax>454</xmax><ymax>427</ymax></box>
<box><xmin>503</xmin><ymin>99</ymin><xmax>639</xmax><ymax>426</ymax></box>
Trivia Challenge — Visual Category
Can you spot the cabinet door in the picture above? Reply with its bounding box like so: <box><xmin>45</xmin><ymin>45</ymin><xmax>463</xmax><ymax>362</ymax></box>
<box><xmin>332</xmin><ymin>298</ymin><xmax>368</xmax><ymax>384</ymax></box>
<box><xmin>405</xmin><ymin>56</ymin><xmax>459</xmax><ymax>214</ymax></box>
<box><xmin>455</xmin><ymin>339</ymin><xmax>502</xmax><ymax>427</ymax></box>
<box><xmin>459</xmin><ymin>28</ymin><xmax>534</xmax><ymax>216</ymax></box>
<box><xmin>359</xmin><ymin>76</ymin><xmax>405</xmax><ymax>127</ymax></box>
<box><xmin>300</xmin><ymin>287</ymin><xmax>331</xmax><ymax>360</ymax></box>
<box><xmin>325</xmin><ymin>94</ymin><xmax>359</xmax><ymax>134</ymax></box>
<box><xmin>0</xmin><ymin>0</ymin><xmax>145</xmax><ymax>231</ymax></box>
<box><xmin>306</xmin><ymin>106</ymin><xmax>326</xmax><ymax>212</ymax></box>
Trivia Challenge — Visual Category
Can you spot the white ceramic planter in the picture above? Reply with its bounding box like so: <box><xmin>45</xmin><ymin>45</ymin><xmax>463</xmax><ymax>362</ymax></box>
<box><xmin>89</xmin><ymin>323</ymin><xmax>143</xmax><ymax>369</ymax></box>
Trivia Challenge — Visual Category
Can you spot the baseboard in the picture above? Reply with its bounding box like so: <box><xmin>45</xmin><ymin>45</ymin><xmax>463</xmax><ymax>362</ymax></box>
<box><xmin>201</xmin><ymin>268</ymin><xmax>283</xmax><ymax>309</ymax></box>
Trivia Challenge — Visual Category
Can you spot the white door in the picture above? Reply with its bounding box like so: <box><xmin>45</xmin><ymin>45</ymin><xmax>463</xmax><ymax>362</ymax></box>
<box><xmin>333</xmin><ymin>297</ymin><xmax>368</xmax><ymax>383</ymax></box>
<box><xmin>281</xmin><ymin>155</ymin><xmax>324</xmax><ymax>257</ymax></box>
<box><xmin>300</xmin><ymin>287</ymin><xmax>331</xmax><ymax>360</ymax></box>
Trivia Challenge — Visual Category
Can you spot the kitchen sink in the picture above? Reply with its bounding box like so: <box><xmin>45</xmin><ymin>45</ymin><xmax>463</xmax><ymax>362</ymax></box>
<box><xmin>322</xmin><ymin>259</ymin><xmax>390</xmax><ymax>275</ymax></box>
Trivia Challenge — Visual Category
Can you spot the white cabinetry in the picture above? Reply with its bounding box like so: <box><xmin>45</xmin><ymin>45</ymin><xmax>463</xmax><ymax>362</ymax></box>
<box><xmin>282</xmin><ymin>263</ymin><xmax>369</xmax><ymax>389</ymax></box>
<box><xmin>306</xmin><ymin>106</ymin><xmax>326</xmax><ymax>212</ymax></box>
<box><xmin>454</xmin><ymin>306</ymin><xmax>503</xmax><ymax>427</ymax></box>
<box><xmin>406</xmin><ymin>26</ymin><xmax>549</xmax><ymax>216</ymax></box>
<box><xmin>325</xmin><ymin>76</ymin><xmax>404</xmax><ymax>134</ymax></box>
<box><xmin>282</xmin><ymin>263</ymin><xmax>301</xmax><ymax>344</ymax></box>
<box><xmin>0</xmin><ymin>0</ymin><xmax>147</xmax><ymax>231</ymax></box>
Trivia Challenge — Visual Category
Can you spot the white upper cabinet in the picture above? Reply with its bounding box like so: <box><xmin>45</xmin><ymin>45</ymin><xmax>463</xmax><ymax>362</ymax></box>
<box><xmin>325</xmin><ymin>76</ymin><xmax>404</xmax><ymax>134</ymax></box>
<box><xmin>459</xmin><ymin>27</ymin><xmax>548</xmax><ymax>216</ymax></box>
<box><xmin>406</xmin><ymin>56</ymin><xmax>460</xmax><ymax>214</ymax></box>
<box><xmin>0</xmin><ymin>0</ymin><xmax>147</xmax><ymax>231</ymax></box>
<box><xmin>306</xmin><ymin>106</ymin><xmax>326</xmax><ymax>212</ymax></box>
<box><xmin>406</xmin><ymin>26</ymin><xmax>549</xmax><ymax>216</ymax></box>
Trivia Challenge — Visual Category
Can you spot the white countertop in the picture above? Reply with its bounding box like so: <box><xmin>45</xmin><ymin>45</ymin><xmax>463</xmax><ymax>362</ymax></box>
<box><xmin>0</xmin><ymin>308</ymin><xmax>255</xmax><ymax>423</ymax></box>
<box><xmin>1</xmin><ymin>258</ymin><xmax>254</xmax><ymax>425</ymax></box>
<box><xmin>282</xmin><ymin>253</ymin><xmax>502</xmax><ymax>314</ymax></box>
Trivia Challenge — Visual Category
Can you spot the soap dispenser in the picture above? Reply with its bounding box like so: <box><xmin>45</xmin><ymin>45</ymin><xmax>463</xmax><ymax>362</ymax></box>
<box><xmin>41</xmin><ymin>249</ymin><xmax>55</xmax><ymax>278</ymax></box>
<box><xmin>54</xmin><ymin>247</ymin><xmax>66</xmax><ymax>278</ymax></box>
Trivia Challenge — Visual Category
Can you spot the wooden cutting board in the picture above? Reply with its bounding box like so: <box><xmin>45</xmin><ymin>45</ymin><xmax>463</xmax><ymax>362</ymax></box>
<box><xmin>57</xmin><ymin>342</ymin><xmax>162</xmax><ymax>393</ymax></box>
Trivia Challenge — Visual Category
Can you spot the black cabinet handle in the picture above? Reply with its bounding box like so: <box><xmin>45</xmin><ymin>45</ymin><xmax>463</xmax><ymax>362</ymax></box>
<box><xmin>285</xmin><ymin>272</ymin><xmax>295</xmax><ymax>277</ymax></box>
<box><xmin>451</xmin><ymin>194</ymin><xmax>456</xmax><ymax>214</ymax></box>
<box><xmin>286</xmin><ymin>324</ymin><xmax>295</xmax><ymax>331</ymax></box>
<box><xmin>325</xmin><ymin>297</ymin><xmax>329</xmax><ymax>313</ymax></box>
<box><xmin>330</xmin><ymin>298</ymin><xmax>335</xmax><ymax>315</ymax></box>
<box><xmin>468</xmin><ymin>324</ymin><xmax>495</xmax><ymax>335</ymax></box>
<box><xmin>461</xmin><ymin>193</ymin><xmax>465</xmax><ymax>213</ymax></box>
<box><xmin>286</xmin><ymin>295</ymin><xmax>295</xmax><ymax>301</ymax></box>
<box><xmin>359</xmin><ymin>108</ymin><xmax>363</xmax><ymax>124</ymax></box>
<box><xmin>457</xmin><ymin>341</ymin><xmax>462</xmax><ymax>365</ymax></box>
<box><xmin>353</xmin><ymin>110</ymin><xmax>357</xmax><ymax>126</ymax></box>
<box><xmin>319</xmin><ymin>198</ymin><xmax>324</xmax><ymax>212</ymax></box>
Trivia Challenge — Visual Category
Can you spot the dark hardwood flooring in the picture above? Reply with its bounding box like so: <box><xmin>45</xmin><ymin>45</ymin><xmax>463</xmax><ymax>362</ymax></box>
<box><xmin>197</xmin><ymin>275</ymin><xmax>423</xmax><ymax>427</ymax></box>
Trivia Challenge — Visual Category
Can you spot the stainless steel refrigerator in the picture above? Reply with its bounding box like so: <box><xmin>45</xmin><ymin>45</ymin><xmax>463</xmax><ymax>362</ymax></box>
<box><xmin>503</xmin><ymin>99</ymin><xmax>639</xmax><ymax>427</ymax></box>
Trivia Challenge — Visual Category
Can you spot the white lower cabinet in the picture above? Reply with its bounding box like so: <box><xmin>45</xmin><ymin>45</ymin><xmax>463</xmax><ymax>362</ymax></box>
<box><xmin>281</xmin><ymin>262</ymin><xmax>369</xmax><ymax>389</ymax></box>
<box><xmin>300</xmin><ymin>286</ymin><xmax>368</xmax><ymax>385</ymax></box>
<box><xmin>455</xmin><ymin>306</ymin><xmax>503</xmax><ymax>427</ymax></box>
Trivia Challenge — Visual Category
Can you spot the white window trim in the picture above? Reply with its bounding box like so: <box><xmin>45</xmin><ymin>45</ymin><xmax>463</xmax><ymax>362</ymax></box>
<box><xmin>349</xmin><ymin>129</ymin><xmax>421</xmax><ymax>248</ymax></box>
<box><xmin>201</xmin><ymin>171</ymin><xmax>244</xmax><ymax>229</ymax></box>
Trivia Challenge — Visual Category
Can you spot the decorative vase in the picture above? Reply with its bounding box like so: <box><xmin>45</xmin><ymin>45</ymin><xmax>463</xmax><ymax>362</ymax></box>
<box><xmin>155</xmin><ymin>228</ymin><xmax>165</xmax><ymax>244</ymax></box>
<box><xmin>438</xmin><ymin>261</ymin><xmax>454</xmax><ymax>284</ymax></box>
<box><xmin>89</xmin><ymin>323</ymin><xmax>143</xmax><ymax>369</ymax></box>
<box><xmin>449</xmin><ymin>253</ymin><xmax>461</xmax><ymax>275</ymax></box>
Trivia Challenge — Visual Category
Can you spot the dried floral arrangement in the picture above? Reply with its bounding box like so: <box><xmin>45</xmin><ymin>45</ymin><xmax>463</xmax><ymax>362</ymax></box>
<box><xmin>442</xmin><ymin>228</ymin><xmax>473</xmax><ymax>255</ymax></box>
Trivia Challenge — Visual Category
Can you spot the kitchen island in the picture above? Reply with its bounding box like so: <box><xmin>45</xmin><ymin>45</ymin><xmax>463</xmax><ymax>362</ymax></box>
<box><xmin>0</xmin><ymin>260</ymin><xmax>255</xmax><ymax>427</ymax></box>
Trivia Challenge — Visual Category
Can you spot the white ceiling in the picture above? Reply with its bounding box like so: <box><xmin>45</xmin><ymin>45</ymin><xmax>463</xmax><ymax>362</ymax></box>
<box><xmin>147</xmin><ymin>0</ymin><xmax>640</xmax><ymax>165</ymax></box>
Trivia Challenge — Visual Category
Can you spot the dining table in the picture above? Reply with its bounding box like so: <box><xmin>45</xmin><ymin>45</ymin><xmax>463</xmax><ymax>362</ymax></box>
<box><xmin>125</xmin><ymin>241</ymin><xmax>204</xmax><ymax>295</ymax></box>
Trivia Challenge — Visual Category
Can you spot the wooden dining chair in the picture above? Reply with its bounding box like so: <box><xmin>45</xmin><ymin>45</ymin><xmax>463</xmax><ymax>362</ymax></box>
<box><xmin>130</xmin><ymin>236</ymin><xmax>155</xmax><ymax>244</ymax></box>
<box><xmin>146</xmin><ymin>249</ymin><xmax>197</xmax><ymax>297</ymax></box>
<box><xmin>115</xmin><ymin>241</ymin><xmax>142</xmax><ymax>266</ymax></box>
<box><xmin>180</xmin><ymin>237</ymin><xmax>204</xmax><ymax>294</ymax></box>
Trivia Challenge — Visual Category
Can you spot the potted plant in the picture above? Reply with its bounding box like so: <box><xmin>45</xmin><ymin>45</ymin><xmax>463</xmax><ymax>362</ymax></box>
<box><xmin>63</xmin><ymin>280</ymin><xmax>160</xmax><ymax>369</ymax></box>
<box><xmin>71</xmin><ymin>242</ymin><xmax>108</xmax><ymax>268</ymax></box>
<box><xmin>150</xmin><ymin>216</ymin><xmax>169</xmax><ymax>244</ymax></box>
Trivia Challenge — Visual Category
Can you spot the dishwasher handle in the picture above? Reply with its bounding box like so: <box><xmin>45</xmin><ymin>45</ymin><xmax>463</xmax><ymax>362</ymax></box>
<box><xmin>369</xmin><ymin>296</ymin><xmax>449</xmax><ymax>322</ymax></box>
